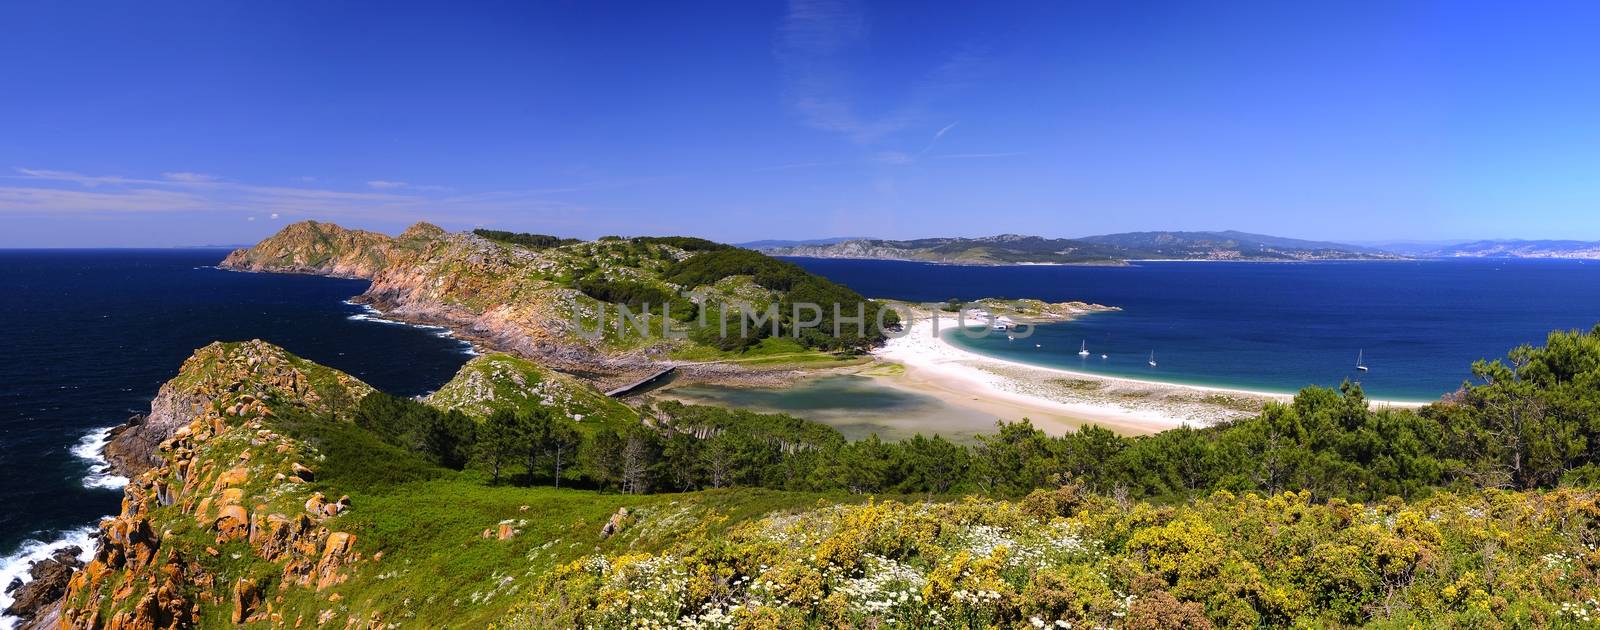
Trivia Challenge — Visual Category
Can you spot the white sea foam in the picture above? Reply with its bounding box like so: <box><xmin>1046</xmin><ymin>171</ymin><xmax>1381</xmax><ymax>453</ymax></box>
<box><xmin>0</xmin><ymin>526</ymin><xmax>98</xmax><ymax>629</ymax></box>
<box><xmin>70</xmin><ymin>427</ymin><xmax>128</xmax><ymax>491</ymax></box>
<box><xmin>346</xmin><ymin>303</ymin><xmax>478</xmax><ymax>355</ymax></box>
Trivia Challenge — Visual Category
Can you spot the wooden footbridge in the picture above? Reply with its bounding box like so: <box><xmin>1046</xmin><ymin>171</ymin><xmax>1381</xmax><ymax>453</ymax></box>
<box><xmin>604</xmin><ymin>366</ymin><xmax>678</xmax><ymax>397</ymax></box>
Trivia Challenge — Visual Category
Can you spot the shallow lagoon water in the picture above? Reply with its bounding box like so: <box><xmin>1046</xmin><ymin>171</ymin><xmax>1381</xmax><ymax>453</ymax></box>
<box><xmin>663</xmin><ymin>375</ymin><xmax>1004</xmax><ymax>441</ymax></box>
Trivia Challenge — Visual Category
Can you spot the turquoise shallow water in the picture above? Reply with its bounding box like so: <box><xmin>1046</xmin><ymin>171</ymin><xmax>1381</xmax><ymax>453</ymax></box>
<box><xmin>786</xmin><ymin>257</ymin><xmax>1600</xmax><ymax>401</ymax></box>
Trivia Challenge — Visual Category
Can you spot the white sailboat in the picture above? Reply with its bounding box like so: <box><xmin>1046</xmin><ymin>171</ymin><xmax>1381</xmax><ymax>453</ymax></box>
<box><xmin>1147</xmin><ymin>351</ymin><xmax>1157</xmax><ymax>367</ymax></box>
<box><xmin>1356</xmin><ymin>349</ymin><xmax>1369</xmax><ymax>372</ymax></box>
<box><xmin>1078</xmin><ymin>340</ymin><xmax>1090</xmax><ymax>357</ymax></box>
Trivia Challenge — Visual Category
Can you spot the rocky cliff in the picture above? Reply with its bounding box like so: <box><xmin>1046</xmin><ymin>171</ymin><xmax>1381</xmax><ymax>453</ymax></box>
<box><xmin>52</xmin><ymin>341</ymin><xmax>376</xmax><ymax>629</ymax></box>
<box><xmin>221</xmin><ymin>222</ymin><xmax>682</xmax><ymax>379</ymax></box>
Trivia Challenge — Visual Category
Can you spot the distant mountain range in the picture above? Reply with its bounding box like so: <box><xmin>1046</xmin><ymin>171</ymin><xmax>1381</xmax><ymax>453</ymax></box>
<box><xmin>756</xmin><ymin>231</ymin><xmax>1401</xmax><ymax>265</ymax></box>
<box><xmin>736</xmin><ymin>236</ymin><xmax>867</xmax><ymax>249</ymax></box>
<box><xmin>1418</xmin><ymin>239</ymin><xmax>1600</xmax><ymax>259</ymax></box>
<box><xmin>754</xmin><ymin>232</ymin><xmax>1600</xmax><ymax>264</ymax></box>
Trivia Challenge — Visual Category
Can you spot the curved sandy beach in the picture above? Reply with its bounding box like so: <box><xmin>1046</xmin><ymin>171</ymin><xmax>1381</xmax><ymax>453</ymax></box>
<box><xmin>870</xmin><ymin>313</ymin><xmax>1425</xmax><ymax>436</ymax></box>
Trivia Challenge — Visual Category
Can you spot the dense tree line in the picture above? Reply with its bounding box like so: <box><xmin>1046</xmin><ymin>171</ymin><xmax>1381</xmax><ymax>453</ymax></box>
<box><xmin>573</xmin><ymin>277</ymin><xmax>696</xmax><ymax>322</ymax></box>
<box><xmin>664</xmin><ymin>249</ymin><xmax>899</xmax><ymax>351</ymax></box>
<box><xmin>632</xmin><ymin>236</ymin><xmax>731</xmax><ymax>252</ymax></box>
<box><xmin>351</xmin><ymin>393</ymin><xmax>477</xmax><ymax>470</ymax></box>
<box><xmin>472</xmin><ymin>229</ymin><xmax>581</xmax><ymax>249</ymax></box>
<box><xmin>356</xmin><ymin>326</ymin><xmax>1600</xmax><ymax>502</ymax></box>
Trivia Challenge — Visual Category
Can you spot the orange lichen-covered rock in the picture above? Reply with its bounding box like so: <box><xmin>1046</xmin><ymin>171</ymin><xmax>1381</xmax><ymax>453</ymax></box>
<box><xmin>214</xmin><ymin>505</ymin><xmax>250</xmax><ymax>543</ymax></box>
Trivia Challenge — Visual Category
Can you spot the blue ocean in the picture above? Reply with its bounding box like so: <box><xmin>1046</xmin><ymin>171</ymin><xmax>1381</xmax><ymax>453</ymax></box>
<box><xmin>787</xmin><ymin>257</ymin><xmax>1600</xmax><ymax>401</ymax></box>
<box><xmin>0</xmin><ymin>250</ymin><xmax>470</xmax><ymax>612</ymax></box>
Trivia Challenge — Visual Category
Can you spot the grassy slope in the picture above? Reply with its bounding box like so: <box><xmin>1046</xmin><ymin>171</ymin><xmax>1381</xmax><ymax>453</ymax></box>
<box><xmin>266</xmin><ymin>412</ymin><xmax>846</xmax><ymax>629</ymax></box>
<box><xmin>425</xmin><ymin>353</ymin><xmax>639</xmax><ymax>431</ymax></box>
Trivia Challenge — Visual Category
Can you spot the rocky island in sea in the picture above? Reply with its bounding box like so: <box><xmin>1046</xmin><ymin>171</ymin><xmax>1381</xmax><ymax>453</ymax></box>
<box><xmin>7</xmin><ymin>220</ymin><xmax>1599</xmax><ymax>629</ymax></box>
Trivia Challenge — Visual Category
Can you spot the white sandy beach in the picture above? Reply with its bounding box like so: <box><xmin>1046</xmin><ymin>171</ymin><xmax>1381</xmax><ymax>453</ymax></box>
<box><xmin>870</xmin><ymin>313</ymin><xmax>1424</xmax><ymax>436</ymax></box>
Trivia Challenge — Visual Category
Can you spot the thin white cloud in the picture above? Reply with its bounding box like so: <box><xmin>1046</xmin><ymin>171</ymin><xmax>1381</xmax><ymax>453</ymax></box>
<box><xmin>872</xmin><ymin>151</ymin><xmax>914</xmax><ymax>165</ymax></box>
<box><xmin>12</xmin><ymin>168</ymin><xmax>142</xmax><ymax>187</ymax></box>
<box><xmin>0</xmin><ymin>186</ymin><xmax>212</xmax><ymax>214</ymax></box>
<box><xmin>162</xmin><ymin>172</ymin><xmax>219</xmax><ymax>183</ymax></box>
<box><xmin>932</xmin><ymin>152</ymin><xmax>1026</xmax><ymax>160</ymax></box>
<box><xmin>776</xmin><ymin>0</ymin><xmax>984</xmax><ymax>146</ymax></box>
<box><xmin>0</xmin><ymin>167</ymin><xmax>621</xmax><ymax>227</ymax></box>
<box><xmin>366</xmin><ymin>180</ymin><xmax>409</xmax><ymax>190</ymax></box>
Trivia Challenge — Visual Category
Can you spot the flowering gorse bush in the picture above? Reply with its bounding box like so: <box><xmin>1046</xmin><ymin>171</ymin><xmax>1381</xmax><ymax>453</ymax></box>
<box><xmin>512</xmin><ymin>486</ymin><xmax>1600</xmax><ymax>629</ymax></box>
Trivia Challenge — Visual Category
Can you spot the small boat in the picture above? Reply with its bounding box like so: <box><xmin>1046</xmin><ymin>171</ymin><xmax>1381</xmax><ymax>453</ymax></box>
<box><xmin>1356</xmin><ymin>349</ymin><xmax>1369</xmax><ymax>372</ymax></box>
<box><xmin>1100</xmin><ymin>353</ymin><xmax>1108</xmax><ymax>359</ymax></box>
<box><xmin>1078</xmin><ymin>340</ymin><xmax>1090</xmax><ymax>357</ymax></box>
<box><xmin>1035</xmin><ymin>343</ymin><xmax>1042</xmax><ymax>348</ymax></box>
<box><xmin>1007</xmin><ymin>334</ymin><xmax>1015</xmax><ymax>341</ymax></box>
<box><xmin>1147</xmin><ymin>351</ymin><xmax>1157</xmax><ymax>367</ymax></box>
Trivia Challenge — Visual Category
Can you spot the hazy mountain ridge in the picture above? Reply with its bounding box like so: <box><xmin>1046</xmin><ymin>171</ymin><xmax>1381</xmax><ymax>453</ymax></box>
<box><xmin>1423</xmin><ymin>239</ymin><xmax>1600</xmax><ymax>259</ymax></box>
<box><xmin>760</xmin><ymin>230</ymin><xmax>1399</xmax><ymax>264</ymax></box>
<box><xmin>759</xmin><ymin>232</ymin><xmax>1600</xmax><ymax>262</ymax></box>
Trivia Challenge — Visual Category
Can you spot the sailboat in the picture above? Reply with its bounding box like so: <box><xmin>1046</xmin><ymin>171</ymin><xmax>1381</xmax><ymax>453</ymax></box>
<box><xmin>1355</xmin><ymin>349</ymin><xmax>1369</xmax><ymax>372</ymax></box>
<box><xmin>1147</xmin><ymin>351</ymin><xmax>1158</xmax><ymax>367</ymax></box>
<box><xmin>1078</xmin><ymin>340</ymin><xmax>1090</xmax><ymax>357</ymax></box>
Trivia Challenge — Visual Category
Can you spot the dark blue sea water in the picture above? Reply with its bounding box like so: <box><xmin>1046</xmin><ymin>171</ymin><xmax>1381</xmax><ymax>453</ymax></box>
<box><xmin>786</xmin><ymin>258</ymin><xmax>1600</xmax><ymax>402</ymax></box>
<box><xmin>0</xmin><ymin>250</ymin><xmax>470</xmax><ymax>614</ymax></box>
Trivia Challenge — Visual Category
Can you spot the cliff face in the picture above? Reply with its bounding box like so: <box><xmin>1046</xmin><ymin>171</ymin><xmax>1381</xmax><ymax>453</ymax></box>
<box><xmin>60</xmin><ymin>342</ymin><xmax>376</xmax><ymax>629</ymax></box>
<box><xmin>218</xmin><ymin>221</ymin><xmax>396</xmax><ymax>279</ymax></box>
<box><xmin>219</xmin><ymin>221</ymin><xmax>634</xmax><ymax>374</ymax></box>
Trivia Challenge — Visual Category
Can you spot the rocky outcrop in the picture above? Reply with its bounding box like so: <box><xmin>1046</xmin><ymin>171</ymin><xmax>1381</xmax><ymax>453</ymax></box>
<box><xmin>218</xmin><ymin>220</ymin><xmax>396</xmax><ymax>278</ymax></box>
<box><xmin>56</xmin><ymin>341</ymin><xmax>377</xmax><ymax>629</ymax></box>
<box><xmin>105</xmin><ymin>340</ymin><xmax>373</xmax><ymax>477</ymax></box>
<box><xmin>3</xmin><ymin>547</ymin><xmax>82</xmax><ymax>622</ymax></box>
<box><xmin>219</xmin><ymin>221</ymin><xmax>696</xmax><ymax>377</ymax></box>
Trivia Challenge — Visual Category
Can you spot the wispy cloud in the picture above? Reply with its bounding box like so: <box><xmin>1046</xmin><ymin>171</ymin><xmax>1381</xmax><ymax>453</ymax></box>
<box><xmin>1</xmin><ymin>168</ymin><xmax>495</xmax><ymax>223</ymax></box>
<box><xmin>0</xmin><ymin>185</ymin><xmax>212</xmax><ymax>214</ymax></box>
<box><xmin>872</xmin><ymin>151</ymin><xmax>914</xmax><ymax>166</ymax></box>
<box><xmin>777</xmin><ymin>0</ymin><xmax>901</xmax><ymax>143</ymax></box>
<box><xmin>776</xmin><ymin>0</ymin><xmax>986</xmax><ymax>148</ymax></box>
<box><xmin>162</xmin><ymin>171</ymin><xmax>219</xmax><ymax>183</ymax></box>
<box><xmin>367</xmin><ymin>179</ymin><xmax>454</xmax><ymax>192</ymax></box>
<box><xmin>932</xmin><ymin>152</ymin><xmax>1026</xmax><ymax>160</ymax></box>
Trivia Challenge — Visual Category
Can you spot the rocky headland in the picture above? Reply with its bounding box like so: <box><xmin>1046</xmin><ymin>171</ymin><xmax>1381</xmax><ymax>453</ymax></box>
<box><xmin>218</xmin><ymin>221</ymin><xmax>859</xmax><ymax>393</ymax></box>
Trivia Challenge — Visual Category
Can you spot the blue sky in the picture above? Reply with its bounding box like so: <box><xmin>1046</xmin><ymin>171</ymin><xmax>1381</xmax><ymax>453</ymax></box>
<box><xmin>3</xmin><ymin>1</ymin><xmax>1599</xmax><ymax>247</ymax></box>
